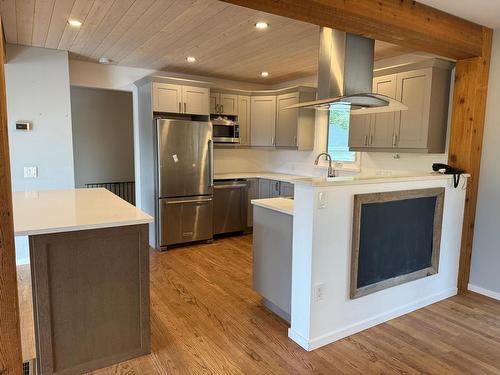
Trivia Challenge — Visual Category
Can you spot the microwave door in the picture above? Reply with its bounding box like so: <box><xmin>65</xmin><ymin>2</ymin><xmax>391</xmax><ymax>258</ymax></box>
<box><xmin>157</xmin><ymin>119</ymin><xmax>212</xmax><ymax>198</ymax></box>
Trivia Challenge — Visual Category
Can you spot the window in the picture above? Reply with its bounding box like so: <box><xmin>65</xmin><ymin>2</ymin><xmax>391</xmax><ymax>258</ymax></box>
<box><xmin>327</xmin><ymin>103</ymin><xmax>356</xmax><ymax>163</ymax></box>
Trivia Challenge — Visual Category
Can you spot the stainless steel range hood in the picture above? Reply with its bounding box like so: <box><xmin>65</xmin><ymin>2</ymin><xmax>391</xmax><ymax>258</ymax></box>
<box><xmin>286</xmin><ymin>28</ymin><xmax>407</xmax><ymax>114</ymax></box>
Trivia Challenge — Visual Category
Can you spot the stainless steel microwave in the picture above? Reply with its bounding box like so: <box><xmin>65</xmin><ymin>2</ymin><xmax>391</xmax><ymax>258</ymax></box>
<box><xmin>211</xmin><ymin>117</ymin><xmax>240</xmax><ymax>144</ymax></box>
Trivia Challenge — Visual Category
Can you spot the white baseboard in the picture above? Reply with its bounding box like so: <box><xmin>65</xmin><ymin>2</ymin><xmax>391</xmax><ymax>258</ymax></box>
<box><xmin>288</xmin><ymin>328</ymin><xmax>311</xmax><ymax>351</ymax></box>
<box><xmin>16</xmin><ymin>257</ymin><xmax>30</xmax><ymax>266</ymax></box>
<box><xmin>468</xmin><ymin>284</ymin><xmax>500</xmax><ymax>301</ymax></box>
<box><xmin>289</xmin><ymin>288</ymin><xmax>456</xmax><ymax>351</ymax></box>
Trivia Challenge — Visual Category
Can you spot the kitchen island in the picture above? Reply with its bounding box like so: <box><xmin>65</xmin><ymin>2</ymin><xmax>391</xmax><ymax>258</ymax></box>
<box><xmin>251</xmin><ymin>172</ymin><xmax>468</xmax><ymax>352</ymax></box>
<box><xmin>13</xmin><ymin>188</ymin><xmax>153</xmax><ymax>374</ymax></box>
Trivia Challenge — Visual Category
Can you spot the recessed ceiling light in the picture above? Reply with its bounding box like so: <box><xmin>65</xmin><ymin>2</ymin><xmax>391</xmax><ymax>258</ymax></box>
<box><xmin>98</xmin><ymin>57</ymin><xmax>113</xmax><ymax>64</ymax></box>
<box><xmin>255</xmin><ymin>22</ymin><xmax>269</xmax><ymax>29</ymax></box>
<box><xmin>186</xmin><ymin>56</ymin><xmax>196</xmax><ymax>63</ymax></box>
<box><xmin>261</xmin><ymin>71</ymin><xmax>269</xmax><ymax>77</ymax></box>
<box><xmin>68</xmin><ymin>19</ymin><xmax>82</xmax><ymax>28</ymax></box>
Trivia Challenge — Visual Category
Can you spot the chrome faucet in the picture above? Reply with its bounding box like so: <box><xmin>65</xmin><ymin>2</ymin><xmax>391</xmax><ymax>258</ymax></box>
<box><xmin>314</xmin><ymin>152</ymin><xmax>336</xmax><ymax>178</ymax></box>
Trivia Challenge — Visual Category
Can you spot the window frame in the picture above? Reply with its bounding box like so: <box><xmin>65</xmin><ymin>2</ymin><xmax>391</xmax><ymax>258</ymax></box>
<box><xmin>325</xmin><ymin>104</ymin><xmax>361</xmax><ymax>172</ymax></box>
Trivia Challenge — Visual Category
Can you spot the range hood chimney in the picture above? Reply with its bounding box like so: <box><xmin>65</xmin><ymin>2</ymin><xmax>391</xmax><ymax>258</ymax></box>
<box><xmin>286</xmin><ymin>27</ymin><xmax>407</xmax><ymax>114</ymax></box>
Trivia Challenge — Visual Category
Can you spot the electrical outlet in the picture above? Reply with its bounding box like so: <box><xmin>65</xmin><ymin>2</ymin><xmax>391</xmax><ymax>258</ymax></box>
<box><xmin>23</xmin><ymin>166</ymin><xmax>38</xmax><ymax>178</ymax></box>
<box><xmin>314</xmin><ymin>283</ymin><xmax>325</xmax><ymax>302</ymax></box>
<box><xmin>318</xmin><ymin>191</ymin><xmax>327</xmax><ymax>209</ymax></box>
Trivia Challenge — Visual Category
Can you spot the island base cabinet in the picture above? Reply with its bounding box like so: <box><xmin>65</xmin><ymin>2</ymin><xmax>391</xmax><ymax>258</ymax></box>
<box><xmin>252</xmin><ymin>206</ymin><xmax>292</xmax><ymax>323</ymax></box>
<box><xmin>29</xmin><ymin>224</ymin><xmax>150</xmax><ymax>375</ymax></box>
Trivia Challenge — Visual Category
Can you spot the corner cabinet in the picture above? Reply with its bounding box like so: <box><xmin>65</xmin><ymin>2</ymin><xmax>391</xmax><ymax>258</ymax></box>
<box><xmin>153</xmin><ymin>82</ymin><xmax>209</xmax><ymax>116</ymax></box>
<box><xmin>349</xmin><ymin>59</ymin><xmax>453</xmax><ymax>153</ymax></box>
<box><xmin>251</xmin><ymin>96</ymin><xmax>277</xmax><ymax>146</ymax></box>
<box><xmin>276</xmin><ymin>89</ymin><xmax>316</xmax><ymax>150</ymax></box>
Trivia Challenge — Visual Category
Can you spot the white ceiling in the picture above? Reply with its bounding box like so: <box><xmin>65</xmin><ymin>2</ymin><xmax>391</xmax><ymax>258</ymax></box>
<box><xmin>418</xmin><ymin>0</ymin><xmax>500</xmax><ymax>29</ymax></box>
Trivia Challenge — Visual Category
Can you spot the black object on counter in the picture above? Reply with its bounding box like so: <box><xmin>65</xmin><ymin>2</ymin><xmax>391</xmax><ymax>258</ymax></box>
<box><xmin>432</xmin><ymin>163</ymin><xmax>464</xmax><ymax>188</ymax></box>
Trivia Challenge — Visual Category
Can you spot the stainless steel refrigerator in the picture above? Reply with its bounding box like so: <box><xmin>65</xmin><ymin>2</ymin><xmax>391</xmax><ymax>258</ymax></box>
<box><xmin>155</xmin><ymin>118</ymin><xmax>213</xmax><ymax>250</ymax></box>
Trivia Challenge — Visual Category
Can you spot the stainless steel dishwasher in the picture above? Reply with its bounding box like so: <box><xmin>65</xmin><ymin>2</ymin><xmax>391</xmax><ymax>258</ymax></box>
<box><xmin>213</xmin><ymin>180</ymin><xmax>248</xmax><ymax>235</ymax></box>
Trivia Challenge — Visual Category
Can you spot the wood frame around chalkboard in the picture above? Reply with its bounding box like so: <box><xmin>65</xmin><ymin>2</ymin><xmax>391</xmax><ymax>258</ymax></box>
<box><xmin>350</xmin><ymin>187</ymin><xmax>445</xmax><ymax>299</ymax></box>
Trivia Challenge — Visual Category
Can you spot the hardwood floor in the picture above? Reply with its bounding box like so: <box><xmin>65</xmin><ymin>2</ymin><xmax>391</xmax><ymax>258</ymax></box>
<box><xmin>18</xmin><ymin>235</ymin><xmax>500</xmax><ymax>374</ymax></box>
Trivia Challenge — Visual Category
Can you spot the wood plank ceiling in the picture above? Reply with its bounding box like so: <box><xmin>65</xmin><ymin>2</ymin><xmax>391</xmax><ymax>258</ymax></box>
<box><xmin>0</xmin><ymin>0</ymin><xmax>413</xmax><ymax>83</ymax></box>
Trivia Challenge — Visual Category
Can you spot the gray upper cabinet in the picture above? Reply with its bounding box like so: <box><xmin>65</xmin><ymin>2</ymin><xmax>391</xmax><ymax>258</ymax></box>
<box><xmin>371</xmin><ymin>74</ymin><xmax>398</xmax><ymax>148</ymax></box>
<box><xmin>153</xmin><ymin>82</ymin><xmax>209</xmax><ymax>115</ymax></box>
<box><xmin>276</xmin><ymin>89</ymin><xmax>316</xmax><ymax>150</ymax></box>
<box><xmin>348</xmin><ymin>112</ymin><xmax>371</xmax><ymax>148</ymax></box>
<box><xmin>152</xmin><ymin>83</ymin><xmax>183</xmax><ymax>113</ymax></box>
<box><xmin>210</xmin><ymin>92</ymin><xmax>238</xmax><ymax>115</ymax></box>
<box><xmin>349</xmin><ymin>74</ymin><xmax>397</xmax><ymax>148</ymax></box>
<box><xmin>251</xmin><ymin>96</ymin><xmax>277</xmax><ymax>146</ymax></box>
<box><xmin>395</xmin><ymin>69</ymin><xmax>432</xmax><ymax>149</ymax></box>
<box><xmin>238</xmin><ymin>95</ymin><xmax>251</xmax><ymax>145</ymax></box>
<box><xmin>182</xmin><ymin>86</ymin><xmax>210</xmax><ymax>115</ymax></box>
<box><xmin>349</xmin><ymin>59</ymin><xmax>452</xmax><ymax>153</ymax></box>
<box><xmin>276</xmin><ymin>92</ymin><xmax>298</xmax><ymax>147</ymax></box>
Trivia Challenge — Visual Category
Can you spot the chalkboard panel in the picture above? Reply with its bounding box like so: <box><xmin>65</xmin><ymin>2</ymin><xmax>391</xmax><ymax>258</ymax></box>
<box><xmin>350</xmin><ymin>188</ymin><xmax>445</xmax><ymax>299</ymax></box>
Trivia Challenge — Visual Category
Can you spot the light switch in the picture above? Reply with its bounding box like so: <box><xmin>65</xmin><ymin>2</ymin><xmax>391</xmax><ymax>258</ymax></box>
<box><xmin>318</xmin><ymin>191</ymin><xmax>327</xmax><ymax>209</ymax></box>
<box><xmin>23</xmin><ymin>166</ymin><xmax>38</xmax><ymax>178</ymax></box>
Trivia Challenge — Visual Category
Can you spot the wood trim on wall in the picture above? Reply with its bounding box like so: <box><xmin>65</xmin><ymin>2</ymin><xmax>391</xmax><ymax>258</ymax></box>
<box><xmin>220</xmin><ymin>0</ymin><xmax>493</xmax><ymax>295</ymax></box>
<box><xmin>0</xmin><ymin>17</ymin><xmax>23</xmax><ymax>375</ymax></box>
<box><xmin>448</xmin><ymin>28</ymin><xmax>493</xmax><ymax>293</ymax></box>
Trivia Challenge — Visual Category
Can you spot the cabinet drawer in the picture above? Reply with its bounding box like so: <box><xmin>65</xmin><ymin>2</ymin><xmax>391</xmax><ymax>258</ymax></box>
<box><xmin>159</xmin><ymin>197</ymin><xmax>213</xmax><ymax>247</ymax></box>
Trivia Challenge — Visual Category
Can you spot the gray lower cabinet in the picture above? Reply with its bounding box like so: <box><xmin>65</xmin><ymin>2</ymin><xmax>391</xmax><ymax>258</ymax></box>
<box><xmin>270</xmin><ymin>180</ymin><xmax>281</xmax><ymax>197</ymax></box>
<box><xmin>258</xmin><ymin>178</ymin><xmax>272</xmax><ymax>199</ymax></box>
<box><xmin>279</xmin><ymin>182</ymin><xmax>294</xmax><ymax>197</ymax></box>
<box><xmin>252</xmin><ymin>205</ymin><xmax>293</xmax><ymax>322</ymax></box>
<box><xmin>248</xmin><ymin>178</ymin><xmax>293</xmax><ymax>228</ymax></box>
<box><xmin>30</xmin><ymin>225</ymin><xmax>150</xmax><ymax>374</ymax></box>
<box><xmin>246</xmin><ymin>178</ymin><xmax>259</xmax><ymax>227</ymax></box>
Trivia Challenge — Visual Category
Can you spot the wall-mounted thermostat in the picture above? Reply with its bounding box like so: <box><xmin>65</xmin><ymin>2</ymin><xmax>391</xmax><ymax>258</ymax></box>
<box><xmin>16</xmin><ymin>121</ymin><xmax>32</xmax><ymax>131</ymax></box>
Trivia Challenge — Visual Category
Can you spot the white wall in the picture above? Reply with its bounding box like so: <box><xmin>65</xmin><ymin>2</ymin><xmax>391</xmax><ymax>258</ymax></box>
<box><xmin>470</xmin><ymin>29</ymin><xmax>500</xmax><ymax>299</ymax></box>
<box><xmin>5</xmin><ymin>44</ymin><xmax>75</xmax><ymax>264</ymax></box>
<box><xmin>290</xmin><ymin>176</ymin><xmax>466</xmax><ymax>350</ymax></box>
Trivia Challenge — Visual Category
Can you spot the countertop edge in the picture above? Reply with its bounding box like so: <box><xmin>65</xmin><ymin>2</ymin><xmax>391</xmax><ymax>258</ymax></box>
<box><xmin>15</xmin><ymin>218</ymin><xmax>154</xmax><ymax>237</ymax></box>
<box><xmin>293</xmin><ymin>173</ymin><xmax>471</xmax><ymax>187</ymax></box>
<box><xmin>251</xmin><ymin>198</ymin><xmax>294</xmax><ymax>216</ymax></box>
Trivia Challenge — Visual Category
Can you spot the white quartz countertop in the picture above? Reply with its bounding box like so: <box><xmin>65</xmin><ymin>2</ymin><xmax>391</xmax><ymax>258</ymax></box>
<box><xmin>292</xmin><ymin>172</ymin><xmax>470</xmax><ymax>187</ymax></box>
<box><xmin>13</xmin><ymin>188</ymin><xmax>153</xmax><ymax>236</ymax></box>
<box><xmin>214</xmin><ymin>172</ymin><xmax>303</xmax><ymax>183</ymax></box>
<box><xmin>251</xmin><ymin>197</ymin><xmax>294</xmax><ymax>216</ymax></box>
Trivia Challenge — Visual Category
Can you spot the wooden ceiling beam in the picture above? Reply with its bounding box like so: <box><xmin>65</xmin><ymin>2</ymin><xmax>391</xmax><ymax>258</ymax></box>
<box><xmin>219</xmin><ymin>0</ymin><xmax>485</xmax><ymax>60</ymax></box>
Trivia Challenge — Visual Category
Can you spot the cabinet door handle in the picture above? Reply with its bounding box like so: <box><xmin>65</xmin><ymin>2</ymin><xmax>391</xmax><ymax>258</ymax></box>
<box><xmin>215</xmin><ymin>104</ymin><xmax>219</xmax><ymax>113</ymax></box>
<box><xmin>271</xmin><ymin>136</ymin><xmax>274</xmax><ymax>146</ymax></box>
<box><xmin>364</xmin><ymin>135</ymin><xmax>368</xmax><ymax>146</ymax></box>
<box><xmin>179</xmin><ymin>102</ymin><xmax>181</xmax><ymax>113</ymax></box>
<box><xmin>184</xmin><ymin>102</ymin><xmax>187</xmax><ymax>113</ymax></box>
<box><xmin>221</xmin><ymin>104</ymin><xmax>224</xmax><ymax>113</ymax></box>
<box><xmin>294</xmin><ymin>136</ymin><xmax>297</xmax><ymax>145</ymax></box>
<box><xmin>392</xmin><ymin>133</ymin><xmax>397</xmax><ymax>147</ymax></box>
<box><xmin>370</xmin><ymin>135</ymin><xmax>373</xmax><ymax>145</ymax></box>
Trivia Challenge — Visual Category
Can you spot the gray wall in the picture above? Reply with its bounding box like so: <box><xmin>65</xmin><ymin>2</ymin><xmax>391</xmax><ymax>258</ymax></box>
<box><xmin>470</xmin><ymin>29</ymin><xmax>500</xmax><ymax>297</ymax></box>
<box><xmin>71</xmin><ymin>86</ymin><xmax>134</xmax><ymax>187</ymax></box>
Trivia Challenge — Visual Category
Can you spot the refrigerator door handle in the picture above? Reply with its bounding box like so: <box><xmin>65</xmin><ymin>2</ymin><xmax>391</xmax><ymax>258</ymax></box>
<box><xmin>208</xmin><ymin>139</ymin><xmax>214</xmax><ymax>187</ymax></box>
